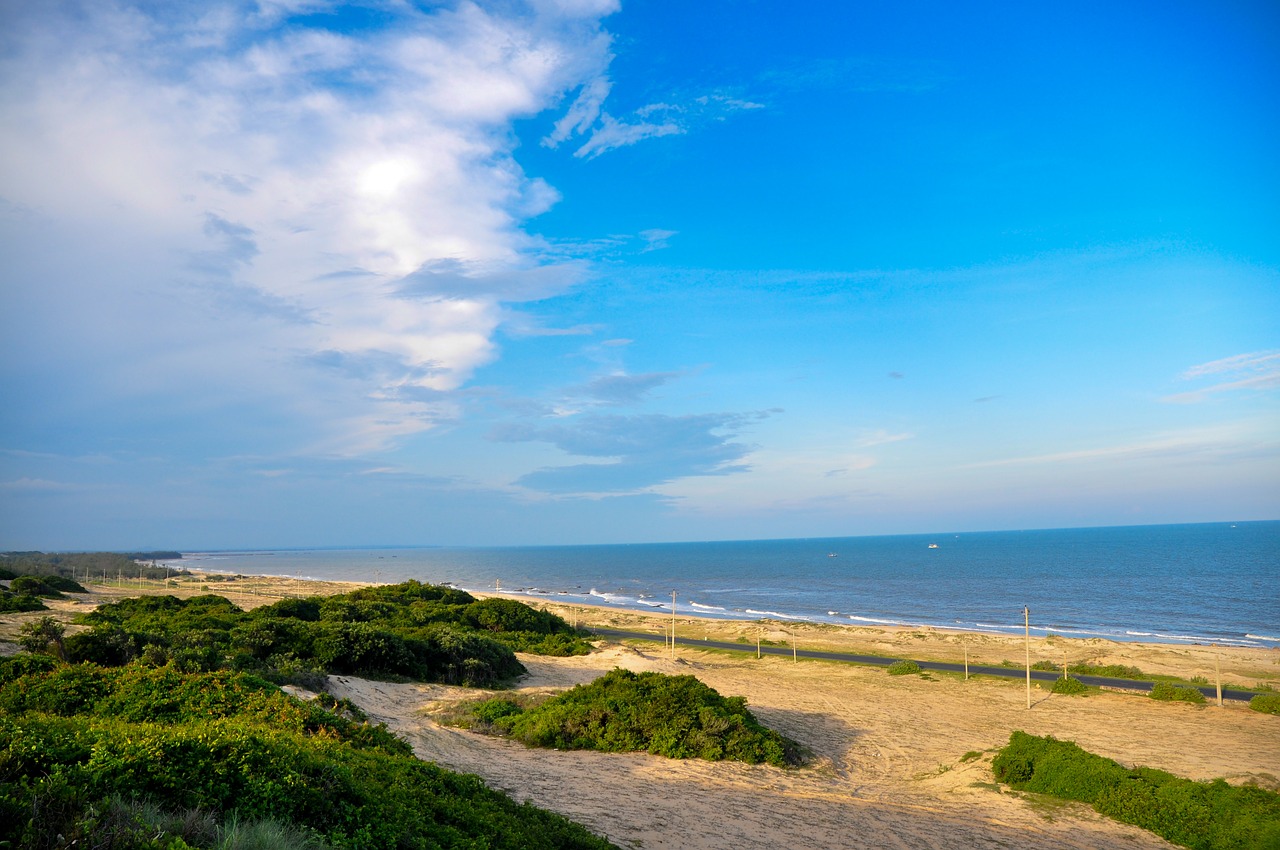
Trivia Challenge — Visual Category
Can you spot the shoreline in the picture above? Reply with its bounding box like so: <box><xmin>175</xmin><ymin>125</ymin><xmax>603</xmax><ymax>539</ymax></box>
<box><xmin>26</xmin><ymin>567</ymin><xmax>1275</xmax><ymax>693</ymax></box>
<box><xmin>159</xmin><ymin>558</ymin><xmax>1280</xmax><ymax>651</ymax></box>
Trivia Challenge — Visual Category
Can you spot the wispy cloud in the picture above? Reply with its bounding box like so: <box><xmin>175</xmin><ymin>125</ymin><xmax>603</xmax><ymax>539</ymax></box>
<box><xmin>962</xmin><ymin>428</ymin><xmax>1271</xmax><ymax>469</ymax></box>
<box><xmin>575</xmin><ymin>372</ymin><xmax>680</xmax><ymax>405</ymax></box>
<box><xmin>544</xmin><ymin>79</ymin><xmax>763</xmax><ymax>158</ymax></box>
<box><xmin>494</xmin><ymin>412</ymin><xmax>766</xmax><ymax>494</ymax></box>
<box><xmin>1163</xmin><ymin>350</ymin><xmax>1280</xmax><ymax>403</ymax></box>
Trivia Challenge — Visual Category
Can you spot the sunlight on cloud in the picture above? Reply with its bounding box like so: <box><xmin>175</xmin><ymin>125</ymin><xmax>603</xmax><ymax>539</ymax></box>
<box><xmin>0</xmin><ymin>0</ymin><xmax>616</xmax><ymax>456</ymax></box>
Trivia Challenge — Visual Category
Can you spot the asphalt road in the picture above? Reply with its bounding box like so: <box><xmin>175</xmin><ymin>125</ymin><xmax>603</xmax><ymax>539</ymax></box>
<box><xmin>589</xmin><ymin>627</ymin><xmax>1257</xmax><ymax>703</ymax></box>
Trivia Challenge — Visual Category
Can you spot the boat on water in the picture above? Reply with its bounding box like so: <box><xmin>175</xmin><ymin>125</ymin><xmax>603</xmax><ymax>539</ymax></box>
<box><xmin>928</xmin><ymin>543</ymin><xmax>939</xmax><ymax>549</ymax></box>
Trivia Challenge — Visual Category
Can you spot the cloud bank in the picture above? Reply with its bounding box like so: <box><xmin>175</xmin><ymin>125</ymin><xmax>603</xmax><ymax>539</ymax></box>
<box><xmin>0</xmin><ymin>0</ymin><xmax>619</xmax><ymax>457</ymax></box>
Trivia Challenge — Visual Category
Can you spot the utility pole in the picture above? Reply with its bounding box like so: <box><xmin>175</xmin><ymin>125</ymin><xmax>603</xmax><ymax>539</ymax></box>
<box><xmin>670</xmin><ymin>591</ymin><xmax>677</xmax><ymax>661</ymax></box>
<box><xmin>1024</xmin><ymin>606</ymin><xmax>1032</xmax><ymax>710</ymax></box>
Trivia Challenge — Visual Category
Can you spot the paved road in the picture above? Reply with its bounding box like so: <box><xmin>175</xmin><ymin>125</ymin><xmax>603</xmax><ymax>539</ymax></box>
<box><xmin>589</xmin><ymin>627</ymin><xmax>1257</xmax><ymax>703</ymax></box>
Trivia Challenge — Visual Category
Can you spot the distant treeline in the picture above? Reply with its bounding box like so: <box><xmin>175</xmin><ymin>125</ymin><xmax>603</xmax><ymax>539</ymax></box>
<box><xmin>0</xmin><ymin>552</ymin><xmax>183</xmax><ymax>616</ymax></box>
<box><xmin>1</xmin><ymin>551</ymin><xmax>190</xmax><ymax>584</ymax></box>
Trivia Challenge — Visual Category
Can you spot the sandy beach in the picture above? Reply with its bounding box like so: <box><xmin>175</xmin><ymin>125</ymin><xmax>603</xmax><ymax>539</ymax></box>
<box><xmin>6</xmin><ymin>571</ymin><xmax>1279</xmax><ymax>850</ymax></box>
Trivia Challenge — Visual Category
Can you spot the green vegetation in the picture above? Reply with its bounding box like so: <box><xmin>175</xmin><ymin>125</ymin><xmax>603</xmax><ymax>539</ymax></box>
<box><xmin>1</xmin><ymin>550</ymin><xmax>189</xmax><ymax>584</ymax></box>
<box><xmin>1051</xmin><ymin>675</ymin><xmax>1089</xmax><ymax>695</ymax></box>
<box><xmin>992</xmin><ymin>731</ymin><xmax>1280</xmax><ymax>849</ymax></box>
<box><xmin>887</xmin><ymin>659</ymin><xmax>921</xmax><ymax>676</ymax></box>
<box><xmin>58</xmin><ymin>580</ymin><xmax>591</xmax><ymax>688</ymax></box>
<box><xmin>461</xmin><ymin>668</ymin><xmax>804</xmax><ymax>767</ymax></box>
<box><xmin>1150</xmin><ymin>681</ymin><xmax>1208</xmax><ymax>704</ymax></box>
<box><xmin>1249</xmin><ymin>694</ymin><xmax>1280</xmax><ymax>716</ymax></box>
<box><xmin>0</xmin><ymin>586</ymin><xmax>45</xmax><ymax>613</ymax></box>
<box><xmin>1068</xmin><ymin>662</ymin><xmax>1145</xmax><ymax>679</ymax></box>
<box><xmin>0</xmin><ymin>654</ymin><xmax>616</xmax><ymax>850</ymax></box>
<box><xmin>1031</xmin><ymin>660</ymin><xmax>1059</xmax><ymax>672</ymax></box>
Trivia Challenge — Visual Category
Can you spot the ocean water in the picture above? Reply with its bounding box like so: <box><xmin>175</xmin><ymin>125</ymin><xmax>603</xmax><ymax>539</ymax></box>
<box><xmin>166</xmin><ymin>521</ymin><xmax>1280</xmax><ymax>648</ymax></box>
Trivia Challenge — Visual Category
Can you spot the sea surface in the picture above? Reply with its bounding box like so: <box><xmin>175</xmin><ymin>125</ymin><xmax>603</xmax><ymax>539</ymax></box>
<box><xmin>165</xmin><ymin>521</ymin><xmax>1280</xmax><ymax>648</ymax></box>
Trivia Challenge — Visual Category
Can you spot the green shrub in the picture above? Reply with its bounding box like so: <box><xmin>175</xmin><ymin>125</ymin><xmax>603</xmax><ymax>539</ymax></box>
<box><xmin>0</xmin><ymin>589</ymin><xmax>45</xmax><ymax>612</ymax></box>
<box><xmin>1250</xmin><ymin>693</ymin><xmax>1280</xmax><ymax>715</ymax></box>
<box><xmin>0</xmin><ymin>713</ymin><xmax>616</xmax><ymax>850</ymax></box>
<box><xmin>73</xmin><ymin>581</ymin><xmax>586</xmax><ymax>685</ymax></box>
<box><xmin>993</xmin><ymin>732</ymin><xmax>1280</xmax><ymax>850</ymax></box>
<box><xmin>1069</xmin><ymin>662</ymin><xmax>1144</xmax><ymax>679</ymax></box>
<box><xmin>473</xmin><ymin>698</ymin><xmax>525</xmax><ymax>727</ymax></box>
<box><xmin>488</xmin><ymin>668</ymin><xmax>803</xmax><ymax>767</ymax></box>
<box><xmin>887</xmin><ymin>660</ymin><xmax>921</xmax><ymax>676</ymax></box>
<box><xmin>992</xmin><ymin>731</ymin><xmax>1128</xmax><ymax>802</ymax></box>
<box><xmin>1031</xmin><ymin>660</ymin><xmax>1058</xmax><ymax>672</ymax></box>
<box><xmin>1150</xmin><ymin>681</ymin><xmax>1207</xmax><ymax>704</ymax></box>
<box><xmin>1051</xmin><ymin>676</ymin><xmax>1088</xmax><ymax>695</ymax></box>
<box><xmin>10</xmin><ymin>574</ymin><xmax>64</xmax><ymax>598</ymax></box>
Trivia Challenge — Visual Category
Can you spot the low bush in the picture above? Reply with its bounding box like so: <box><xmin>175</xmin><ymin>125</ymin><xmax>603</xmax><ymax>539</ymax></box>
<box><xmin>1051</xmin><ymin>676</ymin><xmax>1088</xmax><ymax>695</ymax></box>
<box><xmin>10</xmin><ymin>574</ymin><xmax>64</xmax><ymax>598</ymax></box>
<box><xmin>1069</xmin><ymin>662</ymin><xmax>1145</xmax><ymax>679</ymax></box>
<box><xmin>993</xmin><ymin>732</ymin><xmax>1280</xmax><ymax>849</ymax></box>
<box><xmin>71</xmin><ymin>580</ymin><xmax>591</xmax><ymax>686</ymax></box>
<box><xmin>477</xmin><ymin>668</ymin><xmax>804</xmax><ymax>768</ymax></box>
<box><xmin>0</xmin><ymin>588</ymin><xmax>45</xmax><ymax>613</ymax></box>
<box><xmin>0</xmin><ymin>655</ymin><xmax>617</xmax><ymax>850</ymax></box>
<box><xmin>1150</xmin><ymin>681</ymin><xmax>1207</xmax><ymax>704</ymax></box>
<box><xmin>887</xmin><ymin>660</ymin><xmax>921</xmax><ymax>676</ymax></box>
<box><xmin>1250</xmin><ymin>693</ymin><xmax>1280</xmax><ymax>716</ymax></box>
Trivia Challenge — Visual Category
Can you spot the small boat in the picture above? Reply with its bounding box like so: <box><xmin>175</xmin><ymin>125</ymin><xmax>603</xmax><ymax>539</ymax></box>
<box><xmin>827</xmin><ymin>553</ymin><xmax>838</xmax><ymax>558</ymax></box>
<box><xmin>928</xmin><ymin>543</ymin><xmax>939</xmax><ymax>549</ymax></box>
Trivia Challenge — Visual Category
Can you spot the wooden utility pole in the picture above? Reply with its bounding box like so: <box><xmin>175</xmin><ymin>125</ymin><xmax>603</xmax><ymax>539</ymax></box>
<box><xmin>670</xmin><ymin>591</ymin><xmax>677</xmax><ymax>660</ymax></box>
<box><xmin>1215</xmin><ymin>651</ymin><xmax>1223</xmax><ymax>708</ymax></box>
<box><xmin>964</xmin><ymin>644</ymin><xmax>969</xmax><ymax>681</ymax></box>
<box><xmin>1024</xmin><ymin>606</ymin><xmax>1032</xmax><ymax>710</ymax></box>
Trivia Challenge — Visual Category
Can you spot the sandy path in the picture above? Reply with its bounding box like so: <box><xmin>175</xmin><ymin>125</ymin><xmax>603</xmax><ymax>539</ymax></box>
<box><xmin>326</xmin><ymin>639</ymin><xmax>1278</xmax><ymax>850</ymax></box>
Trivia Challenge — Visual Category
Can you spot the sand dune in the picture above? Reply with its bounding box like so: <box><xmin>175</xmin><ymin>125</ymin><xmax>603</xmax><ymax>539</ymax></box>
<box><xmin>327</xmin><ymin>636</ymin><xmax>1278</xmax><ymax>850</ymax></box>
<box><xmin>12</xmin><ymin>574</ymin><xmax>1277</xmax><ymax>849</ymax></box>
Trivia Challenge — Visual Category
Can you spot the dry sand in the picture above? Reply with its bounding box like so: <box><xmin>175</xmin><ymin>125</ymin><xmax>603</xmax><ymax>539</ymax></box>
<box><xmin>5</xmin><ymin>572</ymin><xmax>1279</xmax><ymax>850</ymax></box>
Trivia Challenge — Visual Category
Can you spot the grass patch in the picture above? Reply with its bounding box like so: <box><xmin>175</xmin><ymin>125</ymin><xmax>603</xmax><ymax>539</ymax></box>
<box><xmin>1250</xmin><ymin>693</ymin><xmax>1280</xmax><ymax>715</ymax></box>
<box><xmin>993</xmin><ymin>731</ymin><xmax>1280</xmax><ymax>849</ymax></box>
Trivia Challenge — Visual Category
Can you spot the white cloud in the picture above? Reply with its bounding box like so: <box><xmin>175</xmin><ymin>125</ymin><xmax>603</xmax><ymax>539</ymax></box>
<box><xmin>1163</xmin><ymin>350</ymin><xmax>1280</xmax><ymax>403</ymax></box>
<box><xmin>0</xmin><ymin>0</ymin><xmax>617</xmax><ymax>456</ymax></box>
<box><xmin>572</xmin><ymin>113</ymin><xmax>683</xmax><ymax>158</ymax></box>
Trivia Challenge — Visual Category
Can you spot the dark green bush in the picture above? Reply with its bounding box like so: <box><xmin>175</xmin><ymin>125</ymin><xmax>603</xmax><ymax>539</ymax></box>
<box><xmin>1069</xmin><ymin>662</ymin><xmax>1145</xmax><ymax>679</ymax></box>
<box><xmin>0</xmin><ymin>713</ymin><xmax>616</xmax><ymax>850</ymax></box>
<box><xmin>1051</xmin><ymin>676</ymin><xmax>1088</xmax><ymax>695</ymax></box>
<box><xmin>0</xmin><ymin>589</ymin><xmax>45</xmax><ymax>612</ymax></box>
<box><xmin>1249</xmin><ymin>693</ymin><xmax>1280</xmax><ymax>716</ymax></box>
<box><xmin>488</xmin><ymin>668</ymin><xmax>803</xmax><ymax>767</ymax></box>
<box><xmin>993</xmin><ymin>732</ymin><xmax>1280</xmax><ymax>849</ymax></box>
<box><xmin>887</xmin><ymin>660</ymin><xmax>921</xmax><ymax>676</ymax></box>
<box><xmin>1150</xmin><ymin>681</ymin><xmax>1207</xmax><ymax>704</ymax></box>
<box><xmin>74</xmin><ymin>581</ymin><xmax>587</xmax><ymax>685</ymax></box>
<box><xmin>10</xmin><ymin>574</ymin><xmax>64</xmax><ymax>598</ymax></box>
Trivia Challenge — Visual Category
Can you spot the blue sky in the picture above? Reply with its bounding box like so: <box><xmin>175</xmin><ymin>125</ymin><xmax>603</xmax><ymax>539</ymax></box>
<box><xmin>1</xmin><ymin>0</ymin><xmax>1277</xmax><ymax>550</ymax></box>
